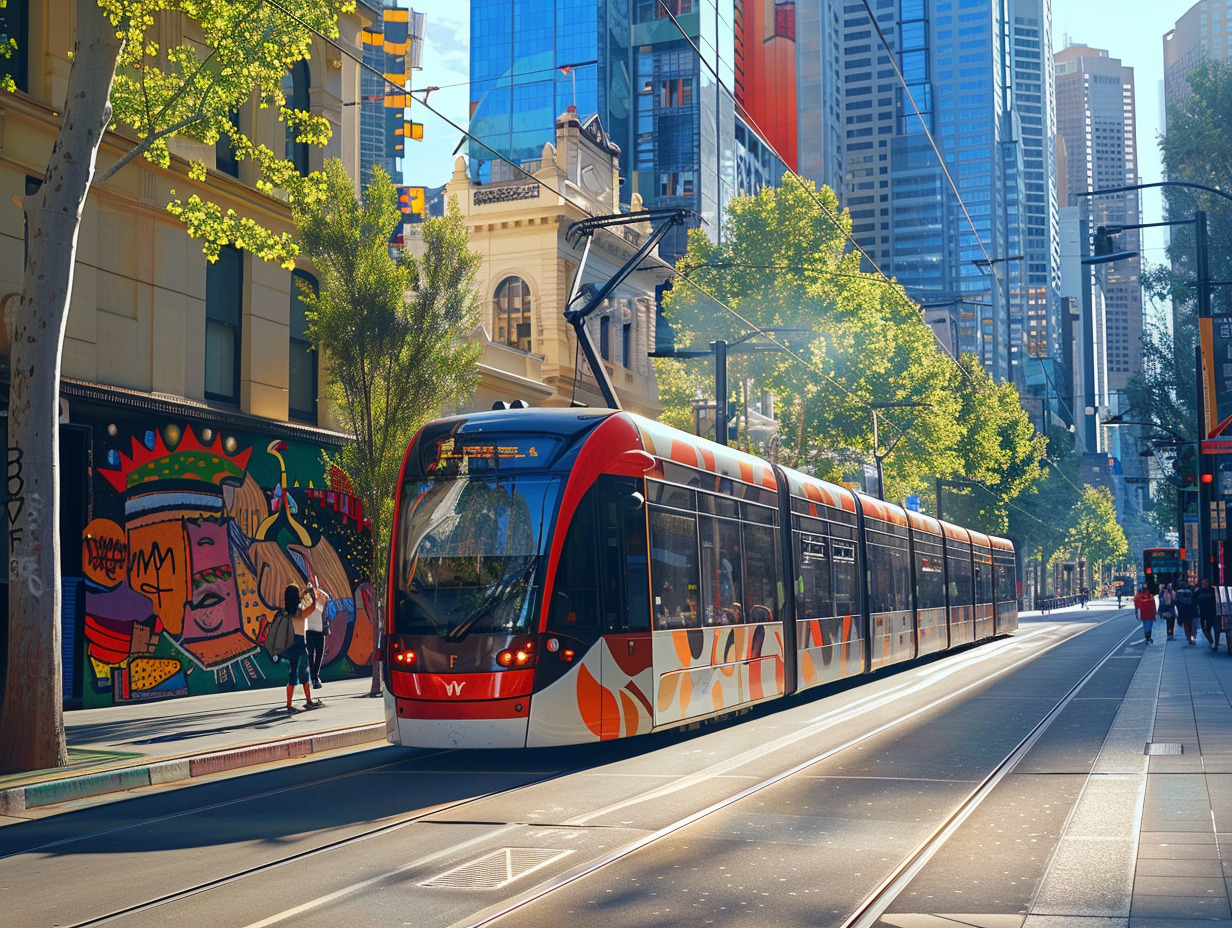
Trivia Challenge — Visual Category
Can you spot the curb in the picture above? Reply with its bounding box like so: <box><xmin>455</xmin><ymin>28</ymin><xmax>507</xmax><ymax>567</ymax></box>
<box><xmin>0</xmin><ymin>722</ymin><xmax>386</xmax><ymax>815</ymax></box>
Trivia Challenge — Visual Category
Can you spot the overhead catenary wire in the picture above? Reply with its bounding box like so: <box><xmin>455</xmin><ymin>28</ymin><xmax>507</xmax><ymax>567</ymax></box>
<box><xmin>258</xmin><ymin>0</ymin><xmax>1049</xmax><ymax>523</ymax></box>
<box><xmin>649</xmin><ymin>3</ymin><xmax>982</xmax><ymax>391</ymax></box>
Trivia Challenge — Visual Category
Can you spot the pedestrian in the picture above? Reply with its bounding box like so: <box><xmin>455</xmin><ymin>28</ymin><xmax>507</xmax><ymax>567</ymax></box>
<box><xmin>1133</xmin><ymin>584</ymin><xmax>1156</xmax><ymax>644</ymax></box>
<box><xmin>305</xmin><ymin>573</ymin><xmax>331</xmax><ymax>689</ymax></box>
<box><xmin>281</xmin><ymin>584</ymin><xmax>321</xmax><ymax>712</ymax></box>
<box><xmin>1197</xmin><ymin>577</ymin><xmax>1220</xmax><ymax>651</ymax></box>
<box><xmin>1176</xmin><ymin>581</ymin><xmax>1198</xmax><ymax>645</ymax></box>
<box><xmin>1158</xmin><ymin>582</ymin><xmax>1177</xmax><ymax>640</ymax></box>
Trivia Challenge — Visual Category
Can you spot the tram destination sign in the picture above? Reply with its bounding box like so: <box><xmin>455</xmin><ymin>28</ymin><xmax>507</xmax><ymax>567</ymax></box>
<box><xmin>424</xmin><ymin>435</ymin><xmax>559</xmax><ymax>474</ymax></box>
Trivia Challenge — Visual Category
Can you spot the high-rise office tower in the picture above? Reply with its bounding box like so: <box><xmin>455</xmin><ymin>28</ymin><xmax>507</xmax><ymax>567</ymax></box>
<box><xmin>837</xmin><ymin>0</ymin><xmax>1029</xmax><ymax>384</ymax></box>
<box><xmin>467</xmin><ymin>0</ymin><xmax>785</xmax><ymax>258</ymax></box>
<box><xmin>1164</xmin><ymin>0</ymin><xmax>1232</xmax><ymax>115</ymax></box>
<box><xmin>1009</xmin><ymin>0</ymin><xmax>1062</xmax><ymax>366</ymax></box>
<box><xmin>360</xmin><ymin>5</ymin><xmax>425</xmax><ymax>190</ymax></box>
<box><xmin>795</xmin><ymin>0</ymin><xmax>847</xmax><ymax>194</ymax></box>
<box><xmin>1054</xmin><ymin>43</ymin><xmax>1142</xmax><ymax>396</ymax></box>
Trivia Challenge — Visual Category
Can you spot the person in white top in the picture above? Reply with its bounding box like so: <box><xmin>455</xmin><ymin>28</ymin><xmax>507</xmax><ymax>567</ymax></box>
<box><xmin>304</xmin><ymin>572</ymin><xmax>331</xmax><ymax>689</ymax></box>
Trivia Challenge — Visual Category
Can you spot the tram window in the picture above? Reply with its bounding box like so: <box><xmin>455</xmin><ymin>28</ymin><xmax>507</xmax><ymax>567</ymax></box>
<box><xmin>796</xmin><ymin>530</ymin><xmax>832</xmax><ymax>618</ymax></box>
<box><xmin>974</xmin><ymin>552</ymin><xmax>994</xmax><ymax>604</ymax></box>
<box><xmin>699</xmin><ymin>516</ymin><xmax>745</xmax><ymax>625</ymax></box>
<box><xmin>947</xmin><ymin>545</ymin><xmax>974</xmax><ymax>606</ymax></box>
<box><xmin>743</xmin><ymin>522</ymin><xmax>779</xmax><ymax>622</ymax></box>
<box><xmin>832</xmin><ymin>539</ymin><xmax>860</xmax><ymax>617</ymax></box>
<box><xmin>995</xmin><ymin>559</ymin><xmax>1014</xmax><ymax>603</ymax></box>
<box><xmin>650</xmin><ymin>506</ymin><xmax>701</xmax><ymax>629</ymax></box>
<box><xmin>549</xmin><ymin>491</ymin><xmax>600</xmax><ymax>632</ymax></box>
<box><xmin>741</xmin><ymin>501</ymin><xmax>776</xmax><ymax>525</ymax></box>
<box><xmin>654</xmin><ymin>483</ymin><xmax>695</xmax><ymax>512</ymax></box>
<box><xmin>867</xmin><ymin>531</ymin><xmax>910</xmax><ymax>613</ymax></box>
<box><xmin>915</xmin><ymin>541</ymin><xmax>946</xmax><ymax>611</ymax></box>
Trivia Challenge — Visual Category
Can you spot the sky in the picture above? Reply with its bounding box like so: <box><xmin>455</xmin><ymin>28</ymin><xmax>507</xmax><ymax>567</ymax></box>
<box><xmin>404</xmin><ymin>0</ymin><xmax>1203</xmax><ymax>269</ymax></box>
<box><xmin>402</xmin><ymin>1</ymin><xmax>470</xmax><ymax>190</ymax></box>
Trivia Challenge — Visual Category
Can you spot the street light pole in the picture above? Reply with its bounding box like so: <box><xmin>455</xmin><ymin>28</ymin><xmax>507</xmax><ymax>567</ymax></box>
<box><xmin>870</xmin><ymin>401</ymin><xmax>929</xmax><ymax>500</ymax></box>
<box><xmin>651</xmin><ymin>328</ymin><xmax>808</xmax><ymax>447</ymax></box>
<box><xmin>1079</xmin><ymin>182</ymin><xmax>1229</xmax><ymax>582</ymax></box>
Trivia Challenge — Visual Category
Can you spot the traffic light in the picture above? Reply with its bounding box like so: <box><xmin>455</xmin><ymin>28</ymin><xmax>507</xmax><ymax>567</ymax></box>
<box><xmin>1170</xmin><ymin>444</ymin><xmax>1198</xmax><ymax>488</ymax></box>
<box><xmin>1093</xmin><ymin>227</ymin><xmax>1117</xmax><ymax>258</ymax></box>
<box><xmin>653</xmin><ymin>280</ymin><xmax>675</xmax><ymax>355</ymax></box>
<box><xmin>654</xmin><ymin>278</ymin><xmax>673</xmax><ymax>311</ymax></box>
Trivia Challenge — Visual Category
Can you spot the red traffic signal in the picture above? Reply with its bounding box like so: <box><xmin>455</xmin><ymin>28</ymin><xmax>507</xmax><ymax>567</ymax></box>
<box><xmin>1202</xmin><ymin>473</ymin><xmax>1214</xmax><ymax>484</ymax></box>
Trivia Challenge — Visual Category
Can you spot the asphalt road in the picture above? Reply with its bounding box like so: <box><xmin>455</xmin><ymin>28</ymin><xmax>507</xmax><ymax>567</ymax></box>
<box><xmin>0</xmin><ymin>610</ymin><xmax>1133</xmax><ymax>928</ymax></box>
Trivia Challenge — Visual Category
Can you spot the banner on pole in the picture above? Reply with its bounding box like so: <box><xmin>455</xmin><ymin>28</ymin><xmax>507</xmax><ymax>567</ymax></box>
<box><xmin>1200</xmin><ymin>317</ymin><xmax>1232</xmax><ymax>452</ymax></box>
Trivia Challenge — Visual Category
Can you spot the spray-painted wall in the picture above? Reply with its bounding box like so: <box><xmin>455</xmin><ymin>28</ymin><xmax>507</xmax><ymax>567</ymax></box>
<box><xmin>77</xmin><ymin>407</ymin><xmax>375</xmax><ymax>708</ymax></box>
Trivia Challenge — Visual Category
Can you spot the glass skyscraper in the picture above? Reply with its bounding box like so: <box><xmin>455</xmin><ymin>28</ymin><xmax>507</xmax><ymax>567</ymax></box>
<box><xmin>360</xmin><ymin>5</ymin><xmax>426</xmax><ymax>193</ymax></box>
<box><xmin>837</xmin><ymin>0</ymin><xmax>1037</xmax><ymax>383</ymax></box>
<box><xmin>468</xmin><ymin>0</ymin><xmax>784</xmax><ymax>258</ymax></box>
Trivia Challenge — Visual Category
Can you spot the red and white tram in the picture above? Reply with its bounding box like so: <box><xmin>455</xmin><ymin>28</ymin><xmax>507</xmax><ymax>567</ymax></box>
<box><xmin>383</xmin><ymin>407</ymin><xmax>1018</xmax><ymax>748</ymax></box>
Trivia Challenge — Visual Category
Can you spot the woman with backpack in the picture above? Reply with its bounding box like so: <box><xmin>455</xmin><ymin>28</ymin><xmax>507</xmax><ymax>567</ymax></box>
<box><xmin>1158</xmin><ymin>583</ymin><xmax>1177</xmax><ymax>640</ymax></box>
<box><xmin>280</xmin><ymin>585</ymin><xmax>320</xmax><ymax>713</ymax></box>
<box><xmin>1176</xmin><ymin>581</ymin><xmax>1198</xmax><ymax>645</ymax></box>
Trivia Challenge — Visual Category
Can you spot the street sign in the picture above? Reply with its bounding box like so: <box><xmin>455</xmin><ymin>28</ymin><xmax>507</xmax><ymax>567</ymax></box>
<box><xmin>904</xmin><ymin>495</ymin><xmax>921</xmax><ymax>512</ymax></box>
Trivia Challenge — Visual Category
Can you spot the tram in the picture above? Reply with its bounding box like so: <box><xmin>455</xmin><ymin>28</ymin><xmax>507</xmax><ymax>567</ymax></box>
<box><xmin>383</xmin><ymin>407</ymin><xmax>1018</xmax><ymax>749</ymax></box>
<box><xmin>1143</xmin><ymin>547</ymin><xmax>1184</xmax><ymax>593</ymax></box>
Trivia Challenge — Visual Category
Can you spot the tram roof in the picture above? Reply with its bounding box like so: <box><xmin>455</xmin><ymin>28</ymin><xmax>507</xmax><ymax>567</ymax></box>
<box><xmin>630</xmin><ymin>414</ymin><xmax>779</xmax><ymax>492</ymax></box>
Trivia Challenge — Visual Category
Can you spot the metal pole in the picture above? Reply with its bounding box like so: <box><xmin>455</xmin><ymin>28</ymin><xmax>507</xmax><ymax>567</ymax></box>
<box><xmin>936</xmin><ymin>476</ymin><xmax>943</xmax><ymax>522</ymax></box>
<box><xmin>1197</xmin><ymin>211</ymin><xmax>1212</xmax><ymax>582</ymax></box>
<box><xmin>713</xmin><ymin>339</ymin><xmax>728</xmax><ymax>447</ymax></box>
<box><xmin>874</xmin><ymin>410</ymin><xmax>884</xmax><ymax>500</ymax></box>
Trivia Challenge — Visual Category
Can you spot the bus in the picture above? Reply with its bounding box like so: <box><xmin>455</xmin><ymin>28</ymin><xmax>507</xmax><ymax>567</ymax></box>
<box><xmin>1143</xmin><ymin>547</ymin><xmax>1184</xmax><ymax>593</ymax></box>
<box><xmin>383</xmin><ymin>407</ymin><xmax>1018</xmax><ymax>749</ymax></box>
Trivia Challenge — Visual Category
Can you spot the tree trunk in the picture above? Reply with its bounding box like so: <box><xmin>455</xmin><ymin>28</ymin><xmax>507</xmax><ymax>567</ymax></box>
<box><xmin>0</xmin><ymin>0</ymin><xmax>122</xmax><ymax>772</ymax></box>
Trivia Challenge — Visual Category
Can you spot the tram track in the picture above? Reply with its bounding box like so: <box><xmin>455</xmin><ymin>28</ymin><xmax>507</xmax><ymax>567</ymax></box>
<box><xmin>37</xmin><ymin>617</ymin><xmax>1124</xmax><ymax>928</ymax></box>
<box><xmin>452</xmin><ymin>620</ymin><xmax>1129</xmax><ymax>928</ymax></box>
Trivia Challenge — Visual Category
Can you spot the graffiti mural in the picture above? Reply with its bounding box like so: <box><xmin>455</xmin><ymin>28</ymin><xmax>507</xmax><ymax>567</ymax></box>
<box><xmin>81</xmin><ymin>421</ymin><xmax>375</xmax><ymax>707</ymax></box>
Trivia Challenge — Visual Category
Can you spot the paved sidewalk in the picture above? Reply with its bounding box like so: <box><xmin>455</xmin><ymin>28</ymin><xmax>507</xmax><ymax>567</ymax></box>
<box><xmin>0</xmin><ymin>675</ymin><xmax>387</xmax><ymax>816</ymax></box>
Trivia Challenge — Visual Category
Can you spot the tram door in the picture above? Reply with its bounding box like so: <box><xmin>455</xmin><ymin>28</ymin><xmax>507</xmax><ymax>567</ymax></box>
<box><xmin>596</xmin><ymin>476</ymin><xmax>653</xmax><ymax>739</ymax></box>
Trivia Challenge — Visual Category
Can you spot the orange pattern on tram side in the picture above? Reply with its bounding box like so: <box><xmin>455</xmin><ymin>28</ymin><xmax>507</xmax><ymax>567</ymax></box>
<box><xmin>575</xmin><ymin>663</ymin><xmax>614</xmax><ymax>740</ymax></box>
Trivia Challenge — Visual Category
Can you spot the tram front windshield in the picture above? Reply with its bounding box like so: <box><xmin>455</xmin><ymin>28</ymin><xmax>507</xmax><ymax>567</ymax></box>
<box><xmin>393</xmin><ymin>476</ymin><xmax>561</xmax><ymax>639</ymax></box>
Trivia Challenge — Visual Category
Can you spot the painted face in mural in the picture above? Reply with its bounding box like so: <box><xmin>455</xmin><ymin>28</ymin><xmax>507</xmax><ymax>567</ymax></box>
<box><xmin>179</xmin><ymin>517</ymin><xmax>250</xmax><ymax>668</ymax></box>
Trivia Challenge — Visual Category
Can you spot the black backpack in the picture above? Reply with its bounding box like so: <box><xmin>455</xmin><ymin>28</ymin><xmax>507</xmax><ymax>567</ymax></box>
<box><xmin>262</xmin><ymin>609</ymin><xmax>294</xmax><ymax>660</ymax></box>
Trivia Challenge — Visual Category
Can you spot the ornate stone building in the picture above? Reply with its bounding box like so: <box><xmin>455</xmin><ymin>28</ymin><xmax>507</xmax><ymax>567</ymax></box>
<box><xmin>446</xmin><ymin>109</ymin><xmax>667</xmax><ymax>418</ymax></box>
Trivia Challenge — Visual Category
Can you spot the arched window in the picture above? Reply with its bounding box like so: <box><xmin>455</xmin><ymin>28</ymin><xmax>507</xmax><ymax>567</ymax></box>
<box><xmin>289</xmin><ymin>270</ymin><xmax>318</xmax><ymax>422</ymax></box>
<box><xmin>495</xmin><ymin>276</ymin><xmax>532</xmax><ymax>351</ymax></box>
<box><xmin>281</xmin><ymin>61</ymin><xmax>311</xmax><ymax>175</ymax></box>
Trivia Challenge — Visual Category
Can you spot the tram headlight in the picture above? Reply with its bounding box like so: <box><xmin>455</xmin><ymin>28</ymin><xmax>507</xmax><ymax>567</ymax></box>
<box><xmin>496</xmin><ymin>637</ymin><xmax>538</xmax><ymax>670</ymax></box>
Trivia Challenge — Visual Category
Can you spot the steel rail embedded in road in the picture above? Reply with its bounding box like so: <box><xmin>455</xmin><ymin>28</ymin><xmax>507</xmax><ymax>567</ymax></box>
<box><xmin>43</xmin><ymin>614</ymin><xmax>1119</xmax><ymax>928</ymax></box>
<box><xmin>841</xmin><ymin>622</ymin><xmax>1137</xmax><ymax>928</ymax></box>
<box><xmin>448</xmin><ymin>621</ymin><xmax>1117</xmax><ymax>928</ymax></box>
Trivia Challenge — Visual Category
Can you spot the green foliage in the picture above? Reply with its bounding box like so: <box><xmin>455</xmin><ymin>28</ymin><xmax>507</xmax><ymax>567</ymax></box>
<box><xmin>659</xmin><ymin>174</ymin><xmax>1043</xmax><ymax>514</ymax></box>
<box><xmin>1049</xmin><ymin>484</ymin><xmax>1129</xmax><ymax>572</ymax></box>
<box><xmin>93</xmin><ymin>0</ymin><xmax>356</xmax><ymax>265</ymax></box>
<box><xmin>938</xmin><ymin>355</ymin><xmax>1047</xmax><ymax>534</ymax></box>
<box><xmin>292</xmin><ymin>160</ymin><xmax>480</xmax><ymax>582</ymax></box>
<box><xmin>1006</xmin><ymin>426</ymin><xmax>1084</xmax><ymax>565</ymax></box>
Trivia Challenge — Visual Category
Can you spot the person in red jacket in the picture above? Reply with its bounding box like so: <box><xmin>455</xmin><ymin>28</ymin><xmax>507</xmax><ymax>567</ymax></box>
<box><xmin>1134</xmin><ymin>584</ymin><xmax>1157</xmax><ymax>645</ymax></box>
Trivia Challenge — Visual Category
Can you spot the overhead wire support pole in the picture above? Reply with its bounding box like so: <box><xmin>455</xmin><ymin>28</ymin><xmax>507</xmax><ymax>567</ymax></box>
<box><xmin>563</xmin><ymin>209</ymin><xmax>692</xmax><ymax>410</ymax></box>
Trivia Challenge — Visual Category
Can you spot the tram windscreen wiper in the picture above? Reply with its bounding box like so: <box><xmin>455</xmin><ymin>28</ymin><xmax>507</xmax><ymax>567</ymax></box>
<box><xmin>444</xmin><ymin>558</ymin><xmax>538</xmax><ymax>642</ymax></box>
